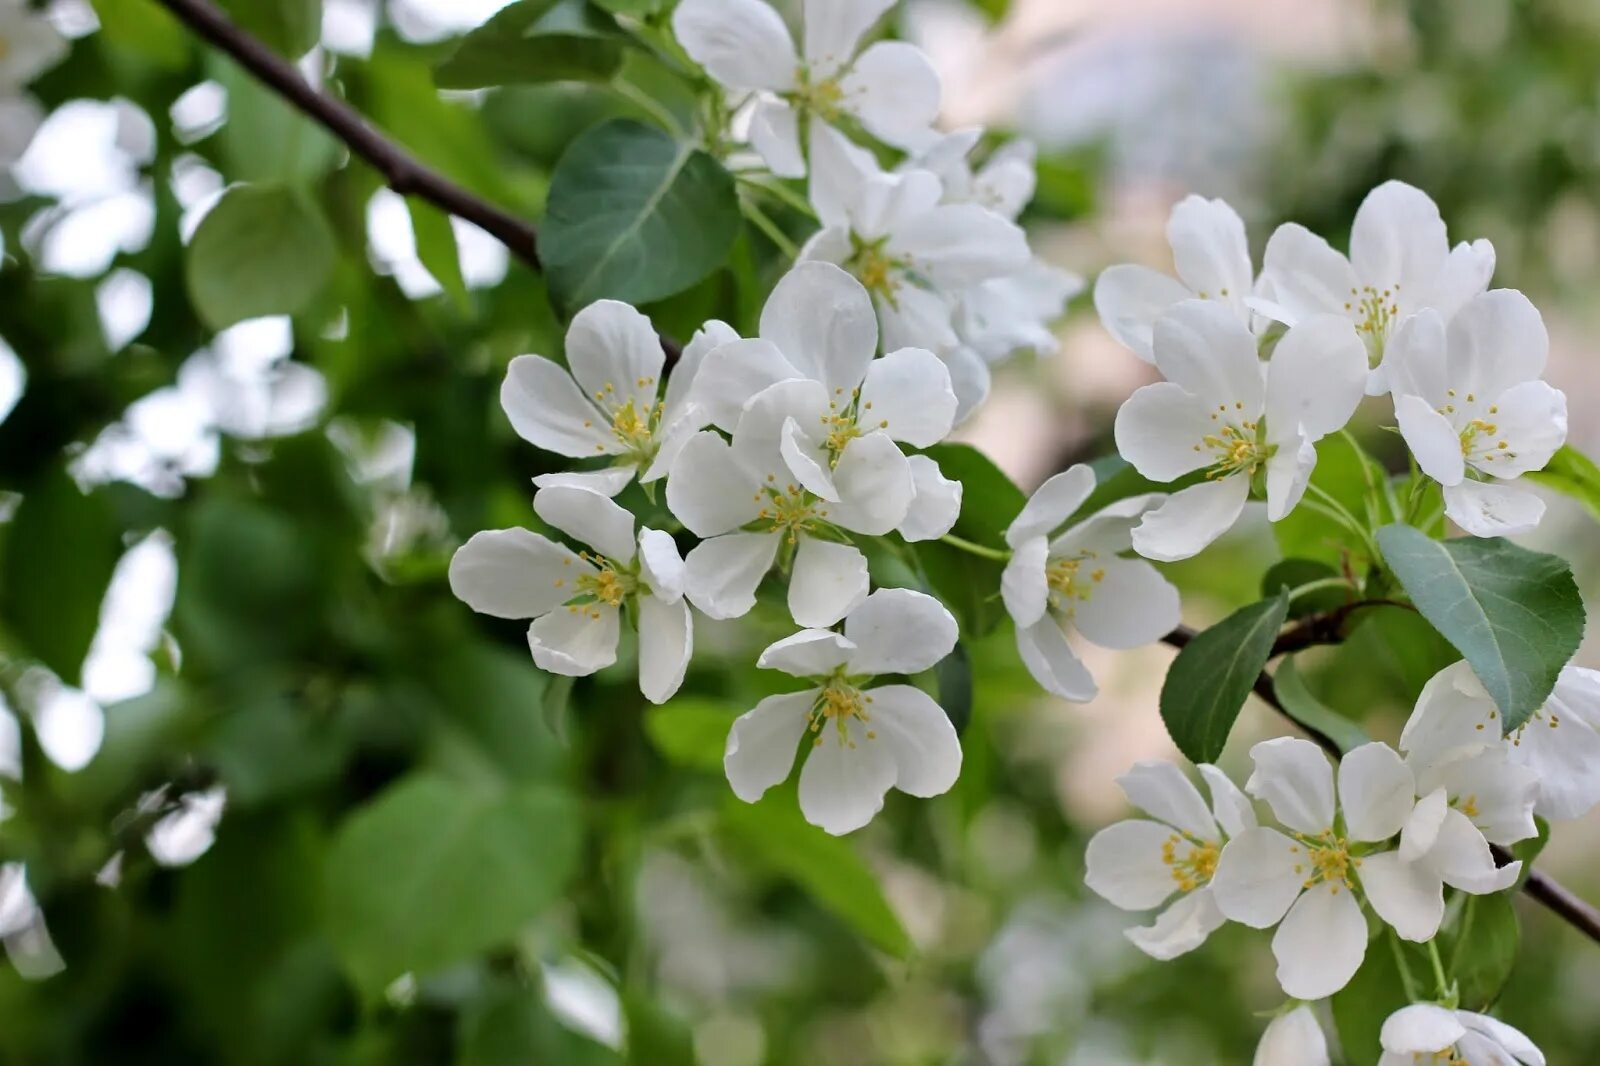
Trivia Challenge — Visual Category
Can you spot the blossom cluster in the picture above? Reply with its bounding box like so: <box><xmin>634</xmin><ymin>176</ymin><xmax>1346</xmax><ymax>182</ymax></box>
<box><xmin>0</xmin><ymin>0</ymin><xmax>68</xmax><ymax>166</ymax></box>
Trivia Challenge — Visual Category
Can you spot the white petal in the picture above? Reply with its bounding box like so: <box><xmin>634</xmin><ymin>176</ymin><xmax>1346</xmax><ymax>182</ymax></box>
<box><xmin>1129</xmin><ymin>476</ymin><xmax>1249</xmax><ymax>563</ymax></box>
<box><xmin>1381</xmin><ymin>308</ymin><xmax>1450</xmax><ymax>402</ymax></box>
<box><xmin>1360</xmin><ymin>850</ymin><xmax>1444</xmax><ymax>941</ymax></box>
<box><xmin>855</xmin><ymin>167</ymin><xmax>942</xmax><ymax>239</ymax></box>
<box><xmin>803</xmin><ymin>0</ymin><xmax>895</xmax><ymax>75</ymax></box>
<box><xmin>857</xmin><ymin>347</ymin><xmax>957</xmax><ymax>447</ymax></box>
<box><xmin>806</xmin><ymin>124</ymin><xmax>877</xmax><ymax>230</ymax></box>
<box><xmin>1094</xmin><ymin>264</ymin><xmax>1193</xmax><ymax>361</ymax></box>
<box><xmin>672</xmin><ymin>0</ymin><xmax>799</xmax><ymax>91</ymax></box>
<box><xmin>1418</xmin><ymin>749</ymin><xmax>1538</xmax><ymax>846</ymax></box>
<box><xmin>533</xmin><ymin>467</ymin><xmax>638</xmax><ymax>497</ymax></box>
<box><xmin>787</xmin><ymin>537</ymin><xmax>869</xmax><ymax>628</ymax></box>
<box><xmin>1084</xmin><ymin>819</ymin><xmax>1185</xmax><ymax>910</ymax></box>
<box><xmin>1271</xmin><ymin>882</ymin><xmax>1367</xmax><ymax>1000</ymax></box>
<box><xmin>683</xmin><ymin>532</ymin><xmax>780</xmax><ymax>619</ymax></box>
<box><xmin>1458</xmin><ymin>1013</ymin><xmax>1545</xmax><ymax>1066</ymax></box>
<box><xmin>1446</xmin><ymin>289</ymin><xmax>1549</xmax><ymax>401</ymax></box>
<box><xmin>878</xmin><ymin>280</ymin><xmax>957</xmax><ymax>353</ymax></box>
<box><xmin>1247</xmin><ymin>737</ymin><xmax>1335</xmax><ymax>835</ymax></box>
<box><xmin>637</xmin><ymin>595</ymin><xmax>693</xmax><ymax>704</ymax></box>
<box><xmin>1396</xmin><ymin>394</ymin><xmax>1467</xmax><ymax>486</ymax></box>
<box><xmin>1471</xmin><ymin>379</ymin><xmax>1565</xmax><ymax>478</ymax></box>
<box><xmin>662</xmin><ymin>319</ymin><xmax>740</xmax><ymax>425</ymax></box>
<box><xmin>1167</xmin><ymin>195</ymin><xmax>1254</xmax><ymax>320</ymax></box>
<box><xmin>1015</xmin><ymin>616</ymin><xmax>1097</xmax><ymax>702</ymax></box>
<box><xmin>1151</xmin><ymin>298</ymin><xmax>1267</xmax><ymax>415</ymax></box>
<box><xmin>533</xmin><ymin>484</ymin><xmax>638</xmax><ymax>563</ymax></box>
<box><xmin>938</xmin><ymin>345</ymin><xmax>992</xmax><ymax>425</ymax></box>
<box><xmin>1443</xmin><ymin>480</ymin><xmax>1545</xmax><ymax>538</ymax></box>
<box><xmin>1127</xmin><ymin>888</ymin><xmax>1227</xmax><ymax>962</ymax></box>
<box><xmin>1425</xmin><ymin>808</ymin><xmax>1519</xmax><ymax>893</ymax></box>
<box><xmin>735</xmin><ymin>379</ymin><xmax>831</xmax><ymax>480</ymax></box>
<box><xmin>642</xmin><ymin>413</ymin><xmax>704</xmax><ymax>483</ymax></box>
<box><xmin>665</xmin><ymin>431</ymin><xmax>763</xmax><ymax>537</ymax></box>
<box><xmin>1210</xmin><ymin>826</ymin><xmax>1305</xmax><ymax>928</ymax></box>
<box><xmin>500</xmin><ymin>354</ymin><xmax>614</xmax><ymax>457</ymax></box>
<box><xmin>725</xmin><ymin>690</ymin><xmax>817</xmax><ymax>802</ymax></box>
<box><xmin>1006</xmin><ymin>463</ymin><xmax>1096</xmax><ymax>547</ymax></box>
<box><xmin>844</xmin><ymin>587</ymin><xmax>958</xmax><ymax>676</ymax></box>
<box><xmin>780</xmin><ymin>417</ymin><xmax>839</xmax><ymax>502</ymax></box>
<box><xmin>759</xmin><ymin>261</ymin><xmax>879</xmax><ymax>397</ymax></box>
<box><xmin>1000</xmin><ymin>536</ymin><xmax>1049</xmax><ymax>629</ymax></box>
<box><xmin>1400</xmin><ymin>662</ymin><xmax>1494</xmax><ymax>762</ymax></box>
<box><xmin>1116</xmin><ymin>761</ymin><xmax>1217</xmax><ymax>841</ymax></box>
<box><xmin>826</xmin><ymin>432</ymin><xmax>914</xmax><ymax>535</ymax></box>
<box><xmin>1112</xmin><ymin>382</ymin><xmax>1215</xmax><ymax>483</ymax></box>
<box><xmin>898</xmin><ymin>454</ymin><xmax>963</xmax><ymax>542</ymax></box>
<box><xmin>893</xmin><ymin>204</ymin><xmax>1029</xmax><ymax>288</ymax></box>
<box><xmin>1051</xmin><ymin>492</ymin><xmax>1165</xmax><ymax>558</ymax></box>
<box><xmin>1399</xmin><ymin>786</ymin><xmax>1449</xmax><ymax>863</ymax></box>
<box><xmin>564</xmin><ymin>299</ymin><xmax>665</xmax><ymax>427</ymax></box>
<box><xmin>690</xmin><ymin>338</ymin><xmax>804</xmax><ymax>433</ymax></box>
<box><xmin>1264</xmin><ymin>432</ymin><xmax>1317</xmax><ymax>523</ymax></box>
<box><xmin>1380</xmin><ymin>1004</ymin><xmax>1466</xmax><ymax>1055</ymax></box>
<box><xmin>748</xmin><ymin>98</ymin><xmax>805</xmax><ymax>178</ymax></box>
<box><xmin>638</xmin><ymin>528</ymin><xmax>686</xmax><ymax>603</ymax></box>
<box><xmin>1254</xmin><ymin>1005</ymin><xmax>1330</xmax><ymax>1066</ymax></box>
<box><xmin>1524</xmin><ymin>670</ymin><xmax>1600</xmax><ymax>820</ymax></box>
<box><xmin>867</xmin><ymin>684</ymin><xmax>962</xmax><ymax>796</ymax></box>
<box><xmin>1072</xmin><ymin>556</ymin><xmax>1181</xmax><ymax>651</ymax></box>
<box><xmin>1200</xmin><ymin>764</ymin><xmax>1258</xmax><ymax>838</ymax></box>
<box><xmin>449</xmin><ymin>528</ymin><xmax>590</xmax><ymax>620</ymax></box>
<box><xmin>840</xmin><ymin>40</ymin><xmax>942</xmax><ymax>150</ymax></box>
<box><xmin>527</xmin><ymin>604</ymin><xmax>621</xmax><ymax>676</ymax></box>
<box><xmin>758</xmin><ymin>628</ymin><xmax>856</xmax><ymax>677</ymax></box>
<box><xmin>1350</xmin><ymin>180</ymin><xmax>1448</xmax><ymax>296</ymax></box>
<box><xmin>1424</xmin><ymin>239</ymin><xmax>1496</xmax><ymax>320</ymax></box>
<box><xmin>1338</xmin><ymin>742</ymin><xmax>1417</xmax><ymax>843</ymax></box>
<box><xmin>798</xmin><ymin>720</ymin><xmax>897</xmax><ymax>834</ymax></box>
<box><xmin>1265</xmin><ymin>313</ymin><xmax>1368</xmax><ymax>440</ymax></box>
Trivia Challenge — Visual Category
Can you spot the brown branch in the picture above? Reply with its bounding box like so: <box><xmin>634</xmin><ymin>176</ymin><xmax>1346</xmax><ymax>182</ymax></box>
<box><xmin>1159</xmin><ymin>626</ymin><xmax>1600</xmax><ymax>945</ymax></box>
<box><xmin>1269</xmin><ymin>598</ymin><xmax>1414</xmax><ymax>657</ymax></box>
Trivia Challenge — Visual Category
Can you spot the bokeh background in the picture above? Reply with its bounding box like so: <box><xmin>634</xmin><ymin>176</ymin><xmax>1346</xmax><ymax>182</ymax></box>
<box><xmin>0</xmin><ymin>0</ymin><xmax>1596</xmax><ymax>1062</ymax></box>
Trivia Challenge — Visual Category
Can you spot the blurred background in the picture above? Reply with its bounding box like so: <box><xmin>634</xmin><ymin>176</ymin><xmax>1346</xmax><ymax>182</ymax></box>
<box><xmin>0</xmin><ymin>0</ymin><xmax>1597</xmax><ymax>1062</ymax></box>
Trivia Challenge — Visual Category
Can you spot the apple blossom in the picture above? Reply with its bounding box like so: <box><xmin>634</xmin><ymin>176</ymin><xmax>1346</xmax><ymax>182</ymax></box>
<box><xmin>1255</xmin><ymin>180</ymin><xmax>1496</xmax><ymax>394</ymax></box>
<box><xmin>1083</xmin><ymin>761</ymin><xmax>1255</xmax><ymax>960</ymax></box>
<box><xmin>1384</xmin><ymin>290</ymin><xmax>1567</xmax><ymax>537</ymax></box>
<box><xmin>1113</xmin><ymin>299</ymin><xmax>1368</xmax><ymax>561</ymax></box>
<box><xmin>723</xmin><ymin>588</ymin><xmax>961</xmax><ymax>835</ymax></box>
<box><xmin>1000</xmin><ymin>464</ymin><xmax>1180</xmax><ymax>701</ymax></box>
<box><xmin>1379</xmin><ymin>1004</ymin><xmax>1544</xmax><ymax>1066</ymax></box>
<box><xmin>0</xmin><ymin>0</ymin><xmax>68</xmax><ymax>167</ymax></box>
<box><xmin>449</xmin><ymin>485</ymin><xmax>692</xmax><ymax>704</ymax></box>
<box><xmin>671</xmin><ymin>0</ymin><xmax>939</xmax><ymax>177</ymax></box>
<box><xmin>1254</xmin><ymin>1005</ymin><xmax>1330</xmax><ymax>1066</ymax></box>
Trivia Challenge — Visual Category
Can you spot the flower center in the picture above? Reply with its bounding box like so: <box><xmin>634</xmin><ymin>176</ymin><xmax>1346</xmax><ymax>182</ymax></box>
<box><xmin>1448</xmin><ymin>394</ymin><xmax>1514</xmax><ymax>466</ymax></box>
<box><xmin>1161</xmin><ymin>833</ymin><xmax>1219</xmax><ymax>893</ymax></box>
<box><xmin>845</xmin><ymin>237</ymin><xmax>905</xmax><ymax>306</ymax></box>
<box><xmin>585</xmin><ymin>379</ymin><xmax>664</xmax><ymax>463</ymax></box>
<box><xmin>1408</xmin><ymin>1051</ymin><xmax>1468</xmax><ymax>1066</ymax></box>
<box><xmin>793</xmin><ymin>68</ymin><xmax>847</xmax><ymax>122</ymax></box>
<box><xmin>1290</xmin><ymin>831</ymin><xmax>1357</xmax><ymax>892</ymax></box>
<box><xmin>1345</xmin><ymin>283</ymin><xmax>1400</xmax><ymax>364</ymax></box>
<box><xmin>1194</xmin><ymin>410</ymin><xmax>1271</xmax><ymax>481</ymax></box>
<box><xmin>809</xmin><ymin>680</ymin><xmax>875</xmax><ymax>748</ymax></box>
<box><xmin>1045</xmin><ymin>552</ymin><xmax>1106</xmax><ymax>616</ymax></box>
<box><xmin>755</xmin><ymin>479</ymin><xmax>828</xmax><ymax>545</ymax></box>
<box><xmin>815</xmin><ymin>387</ymin><xmax>886</xmax><ymax>465</ymax></box>
<box><xmin>555</xmin><ymin>551</ymin><xmax>636</xmax><ymax>614</ymax></box>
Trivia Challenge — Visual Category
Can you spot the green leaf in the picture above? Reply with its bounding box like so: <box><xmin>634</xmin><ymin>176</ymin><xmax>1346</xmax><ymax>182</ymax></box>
<box><xmin>1376</xmin><ymin>524</ymin><xmax>1585</xmax><ymax>731</ymax></box>
<box><xmin>324</xmin><ymin>775</ymin><xmax>581</xmax><ymax>996</ymax></box>
<box><xmin>644</xmin><ymin>697</ymin><xmax>737</xmax><ymax>772</ymax></box>
<box><xmin>1526</xmin><ymin>444</ymin><xmax>1600</xmax><ymax>522</ymax></box>
<box><xmin>1260</xmin><ymin>558</ymin><xmax>1346</xmax><ymax>619</ymax></box>
<box><xmin>460</xmin><ymin>981</ymin><xmax>620</xmax><ymax>1066</ymax></box>
<box><xmin>1274</xmin><ymin>656</ymin><xmax>1372</xmax><ymax>755</ymax></box>
<box><xmin>1510</xmin><ymin>815</ymin><xmax>1550</xmax><ymax>876</ymax></box>
<box><xmin>215</xmin><ymin>0</ymin><xmax>321</xmax><ymax>57</ymax></box>
<box><xmin>90</xmin><ymin>0</ymin><xmax>191</xmax><ymax>67</ymax></box>
<box><xmin>211</xmin><ymin>54</ymin><xmax>340</xmax><ymax>184</ymax></box>
<box><xmin>186</xmin><ymin>184</ymin><xmax>336</xmax><ymax>330</ymax></box>
<box><xmin>722</xmin><ymin>790</ymin><xmax>912</xmax><ymax>957</ymax></box>
<box><xmin>435</xmin><ymin>0</ymin><xmax>627</xmax><ymax>89</ymax></box>
<box><xmin>1160</xmin><ymin>591</ymin><xmax>1290</xmax><ymax>764</ymax></box>
<box><xmin>407</xmin><ymin>199</ymin><xmax>471</xmax><ymax>311</ymax></box>
<box><xmin>936</xmin><ymin>642</ymin><xmax>974</xmax><ymax>735</ymax></box>
<box><xmin>1447</xmin><ymin>892</ymin><xmax>1519</xmax><ymax>1011</ymax></box>
<box><xmin>1275</xmin><ymin>431</ymin><xmax>1385</xmax><ymax>568</ymax></box>
<box><xmin>623</xmin><ymin>992</ymin><xmax>695</xmax><ymax>1066</ymax></box>
<box><xmin>542</xmin><ymin>119</ymin><xmax>740</xmax><ymax>310</ymax></box>
<box><xmin>1332</xmin><ymin>937</ymin><xmax>1422</xmax><ymax>1065</ymax></box>
<box><xmin>911</xmin><ymin>443</ymin><xmax>1025</xmax><ymax>638</ymax></box>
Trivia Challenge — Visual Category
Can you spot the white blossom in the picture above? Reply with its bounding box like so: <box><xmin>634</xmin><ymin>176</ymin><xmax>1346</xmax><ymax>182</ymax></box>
<box><xmin>1001</xmin><ymin>464</ymin><xmax>1179</xmax><ymax>701</ymax></box>
<box><xmin>1094</xmin><ymin>194</ymin><xmax>1257</xmax><ymax>362</ymax></box>
<box><xmin>1083</xmin><ymin>761</ymin><xmax>1254</xmax><ymax>960</ymax></box>
<box><xmin>1254</xmin><ymin>1005</ymin><xmax>1330</xmax><ymax>1066</ymax></box>
<box><xmin>1379</xmin><ymin>1004</ymin><xmax>1544</xmax><ymax>1066</ymax></box>
<box><xmin>1255</xmin><ymin>180</ymin><xmax>1496</xmax><ymax>394</ymax></box>
<box><xmin>0</xmin><ymin>0</ymin><xmax>68</xmax><ymax>167</ymax></box>
<box><xmin>1401</xmin><ymin>659</ymin><xmax>1600</xmax><ymax>822</ymax></box>
<box><xmin>672</xmin><ymin>0</ymin><xmax>939</xmax><ymax>177</ymax></box>
<box><xmin>449</xmin><ymin>485</ymin><xmax>692</xmax><ymax>704</ymax></box>
<box><xmin>723</xmin><ymin>588</ymin><xmax>962</xmax><ymax>835</ymax></box>
<box><xmin>1385</xmin><ymin>290</ymin><xmax>1567</xmax><ymax>537</ymax></box>
<box><xmin>1113</xmin><ymin>299</ymin><xmax>1367</xmax><ymax>561</ymax></box>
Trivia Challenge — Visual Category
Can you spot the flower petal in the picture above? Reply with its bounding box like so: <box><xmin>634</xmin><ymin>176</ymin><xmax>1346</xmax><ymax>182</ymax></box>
<box><xmin>1425</xmin><ymin>808</ymin><xmax>1519</xmax><ymax>893</ymax></box>
<box><xmin>672</xmin><ymin>0</ymin><xmax>799</xmax><ymax>91</ymax></box>
<box><xmin>1446</xmin><ymin>289</ymin><xmax>1549</xmax><ymax>401</ymax></box>
<box><xmin>1338</xmin><ymin>742</ymin><xmax>1416</xmax><ymax>843</ymax></box>
<box><xmin>449</xmin><ymin>528</ymin><xmax>590</xmax><ymax>620</ymax></box>
<box><xmin>939</xmin><ymin>344</ymin><xmax>991</xmax><ymax>425</ymax></box>
<box><xmin>806</xmin><ymin>124</ymin><xmax>877</xmax><ymax>229</ymax></box>
<box><xmin>1211</xmin><ymin>826</ymin><xmax>1305</xmax><ymax>928</ymax></box>
<box><xmin>1129</xmin><ymin>476</ymin><xmax>1250</xmax><ymax>563</ymax></box>
<box><xmin>1271</xmin><ymin>882</ymin><xmax>1367</xmax><ymax>1000</ymax></box>
<box><xmin>878</xmin><ymin>279</ymin><xmax>957</xmax><ymax>353</ymax></box>
<box><xmin>666</xmin><ymin>431</ymin><xmax>763</xmax><ymax>537</ymax></box>
<box><xmin>1458</xmin><ymin>1013</ymin><xmax>1545</xmax><ymax>1066</ymax></box>
<box><xmin>1399</xmin><ymin>787</ymin><xmax>1449</xmax><ymax>863</ymax></box>
<box><xmin>798</xmin><ymin>720</ymin><xmax>898</xmax><ymax>834</ymax></box>
<box><xmin>683</xmin><ymin>532</ymin><xmax>780</xmax><ymax>619</ymax></box>
<box><xmin>1084</xmin><ymin>819</ymin><xmax>1185</xmax><ymax>911</ymax></box>
<box><xmin>725</xmin><ymin>690</ymin><xmax>817</xmax><ymax>802</ymax></box>
<box><xmin>1015</xmin><ymin>616</ymin><xmax>1097</xmax><ymax>702</ymax></box>
<box><xmin>1443</xmin><ymin>479</ymin><xmax>1545</xmax><ymax>538</ymax></box>
<box><xmin>748</xmin><ymin>98</ymin><xmax>805</xmax><ymax>178</ymax></box>
<box><xmin>841</xmin><ymin>40</ymin><xmax>941</xmax><ymax>149</ymax></box>
<box><xmin>527</xmin><ymin>603</ymin><xmax>621</xmax><ymax>676</ymax></box>
<box><xmin>1001</xmin><ymin>537</ymin><xmax>1049</xmax><ymax>629</ymax></box>
<box><xmin>758</xmin><ymin>628</ymin><xmax>856</xmax><ymax>677</ymax></box>
<box><xmin>1072</xmin><ymin>557</ymin><xmax>1181</xmax><ymax>651</ymax></box>
<box><xmin>1256</xmin><ymin>223</ymin><xmax>1359</xmax><ymax>327</ymax></box>
<box><xmin>1381</xmin><ymin>308</ymin><xmax>1450</xmax><ymax>403</ymax></box>
<box><xmin>533</xmin><ymin>467</ymin><xmax>638</xmax><ymax>497</ymax></box>
<box><xmin>1350</xmin><ymin>180</ymin><xmax>1448</xmax><ymax>296</ymax></box>
<box><xmin>1006</xmin><ymin>463</ymin><xmax>1096</xmax><ymax>547</ymax></box>
<box><xmin>1424</xmin><ymin>239</ymin><xmax>1496</xmax><ymax>320</ymax></box>
<box><xmin>1473</xmin><ymin>379</ymin><xmax>1566</xmax><ymax>479</ymax></box>
<box><xmin>564</xmin><ymin>299</ymin><xmax>665</xmax><ymax>426</ymax></box>
<box><xmin>1126</xmin><ymin>888</ymin><xmax>1227</xmax><ymax>962</ymax></box>
<box><xmin>1116</xmin><ymin>761</ymin><xmax>1217</xmax><ymax>841</ymax></box>
<box><xmin>1151</xmin><ymin>298</ymin><xmax>1267</xmax><ymax>415</ymax></box>
<box><xmin>803</xmin><ymin>0</ymin><xmax>895</xmax><ymax>75</ymax></box>
<box><xmin>1094</xmin><ymin>264</ymin><xmax>1193</xmax><ymax>362</ymax></box>
<box><xmin>1396</xmin><ymin>393</ymin><xmax>1467</xmax><ymax>486</ymax></box>
<box><xmin>690</xmin><ymin>338</ymin><xmax>805</xmax><ymax>433</ymax></box>
<box><xmin>1265</xmin><ymin>313</ymin><xmax>1368</xmax><ymax>441</ymax></box>
<box><xmin>844</xmin><ymin>587</ymin><xmax>958</xmax><ymax>676</ymax></box>
<box><xmin>500</xmin><ymin>354</ymin><xmax>614</xmax><ymax>457</ymax></box>
<box><xmin>637</xmin><ymin>594</ymin><xmax>693</xmax><ymax>704</ymax></box>
<box><xmin>857</xmin><ymin>347</ymin><xmax>957</xmax><ymax>447</ymax></box>
<box><xmin>663</xmin><ymin>319</ymin><xmax>740</xmax><ymax>425</ymax></box>
<box><xmin>1200</xmin><ymin>764</ymin><xmax>1258</xmax><ymax>839</ymax></box>
<box><xmin>533</xmin><ymin>484</ymin><xmax>638</xmax><ymax>563</ymax></box>
<box><xmin>1416</xmin><ymin>749</ymin><xmax>1538</xmax><ymax>847</ymax></box>
<box><xmin>1264</xmin><ymin>431</ymin><xmax>1317</xmax><ymax>523</ymax></box>
<box><xmin>898</xmin><ymin>454</ymin><xmax>962</xmax><ymax>542</ymax></box>
<box><xmin>826</xmin><ymin>432</ymin><xmax>914</xmax><ymax>535</ymax></box>
<box><xmin>892</xmin><ymin>204</ymin><xmax>1030</xmax><ymax>288</ymax></box>
<box><xmin>759</xmin><ymin>260</ymin><xmax>879</xmax><ymax>397</ymax></box>
<box><xmin>1247</xmin><ymin>737</ymin><xmax>1336</xmax><ymax>835</ymax></box>
<box><xmin>1112</xmin><ymin>381</ymin><xmax>1216</xmax><ymax>483</ymax></box>
<box><xmin>867</xmin><ymin>683</ymin><xmax>962</xmax><ymax>796</ymax></box>
<box><xmin>1380</xmin><ymin>1004</ymin><xmax>1466</xmax><ymax>1056</ymax></box>
<box><xmin>735</xmin><ymin>379</ymin><xmax>831</xmax><ymax>480</ymax></box>
<box><xmin>780</xmin><ymin>417</ymin><xmax>839</xmax><ymax>502</ymax></box>
<box><xmin>1254</xmin><ymin>1004</ymin><xmax>1330</xmax><ymax>1066</ymax></box>
<box><xmin>1524</xmin><ymin>667</ymin><xmax>1600</xmax><ymax>820</ymax></box>
<box><xmin>638</xmin><ymin>527</ymin><xmax>686</xmax><ymax>603</ymax></box>
<box><xmin>788</xmin><ymin>537</ymin><xmax>869</xmax><ymax>628</ymax></box>
<box><xmin>1167</xmin><ymin>195</ymin><xmax>1253</xmax><ymax>321</ymax></box>
<box><xmin>1360</xmin><ymin>849</ymin><xmax>1444</xmax><ymax>942</ymax></box>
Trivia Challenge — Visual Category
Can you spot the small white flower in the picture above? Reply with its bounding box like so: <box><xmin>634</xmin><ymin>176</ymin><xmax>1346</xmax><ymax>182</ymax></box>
<box><xmin>1255</xmin><ymin>180</ymin><xmax>1496</xmax><ymax>394</ymax></box>
<box><xmin>1211</xmin><ymin>739</ymin><xmax>1518</xmax><ymax>1001</ymax></box>
<box><xmin>801</xmin><ymin>125</ymin><xmax>1031</xmax><ymax>355</ymax></box>
<box><xmin>1379</xmin><ymin>1004</ymin><xmax>1544</xmax><ymax>1066</ymax></box>
<box><xmin>1385</xmin><ymin>290</ymin><xmax>1567</xmax><ymax>538</ymax></box>
<box><xmin>500</xmin><ymin>301</ymin><xmax>724</xmax><ymax>497</ymax></box>
<box><xmin>449</xmin><ymin>485</ymin><xmax>692</xmax><ymax>704</ymax></box>
<box><xmin>0</xmin><ymin>0</ymin><xmax>68</xmax><ymax>91</ymax></box>
<box><xmin>1113</xmin><ymin>299</ymin><xmax>1368</xmax><ymax>562</ymax></box>
<box><xmin>1401</xmin><ymin>659</ymin><xmax>1600</xmax><ymax>822</ymax></box>
<box><xmin>1254</xmin><ymin>1005</ymin><xmax>1330</xmax><ymax>1066</ymax></box>
<box><xmin>1083</xmin><ymin>761</ymin><xmax>1255</xmax><ymax>960</ymax></box>
<box><xmin>1001</xmin><ymin>464</ymin><xmax>1180</xmax><ymax>701</ymax></box>
<box><xmin>672</xmin><ymin>0</ymin><xmax>940</xmax><ymax>177</ymax></box>
<box><xmin>723</xmin><ymin>588</ymin><xmax>962</xmax><ymax>835</ymax></box>
<box><xmin>1094</xmin><ymin>194</ymin><xmax>1257</xmax><ymax>362</ymax></box>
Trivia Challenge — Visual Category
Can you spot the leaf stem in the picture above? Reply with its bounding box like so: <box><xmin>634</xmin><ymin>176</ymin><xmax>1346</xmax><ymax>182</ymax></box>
<box><xmin>1426</xmin><ymin>938</ymin><xmax>1455</xmax><ymax>1004</ymax></box>
<box><xmin>737</xmin><ymin>172</ymin><xmax>818</xmax><ymax>220</ymax></box>
<box><xmin>740</xmin><ymin>198</ymin><xmax>800</xmax><ymax>259</ymax></box>
<box><xmin>938</xmin><ymin>534</ymin><xmax>1011</xmax><ymax>562</ymax></box>
<box><xmin>1389</xmin><ymin>930</ymin><xmax>1422</xmax><ymax>1002</ymax></box>
<box><xmin>1285</xmin><ymin>575</ymin><xmax>1355</xmax><ymax>605</ymax></box>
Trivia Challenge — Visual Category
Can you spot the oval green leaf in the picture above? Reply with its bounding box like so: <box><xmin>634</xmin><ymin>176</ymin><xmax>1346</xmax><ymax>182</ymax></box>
<box><xmin>1160</xmin><ymin>590</ymin><xmax>1290</xmax><ymax>764</ymax></box>
<box><xmin>435</xmin><ymin>0</ymin><xmax>627</xmax><ymax>89</ymax></box>
<box><xmin>186</xmin><ymin>183</ymin><xmax>336</xmax><ymax>330</ymax></box>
